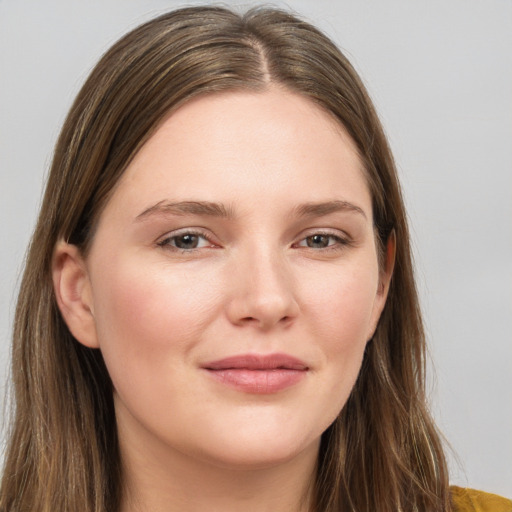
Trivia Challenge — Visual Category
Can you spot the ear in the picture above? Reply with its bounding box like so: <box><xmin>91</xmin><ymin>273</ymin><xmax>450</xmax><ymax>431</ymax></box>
<box><xmin>367</xmin><ymin>230</ymin><xmax>396</xmax><ymax>340</ymax></box>
<box><xmin>52</xmin><ymin>240</ymin><xmax>99</xmax><ymax>348</ymax></box>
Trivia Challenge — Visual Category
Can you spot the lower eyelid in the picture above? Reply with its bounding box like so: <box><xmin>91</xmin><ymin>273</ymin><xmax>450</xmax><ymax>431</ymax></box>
<box><xmin>157</xmin><ymin>229</ymin><xmax>214</xmax><ymax>249</ymax></box>
<box><xmin>156</xmin><ymin>229</ymin><xmax>352</xmax><ymax>251</ymax></box>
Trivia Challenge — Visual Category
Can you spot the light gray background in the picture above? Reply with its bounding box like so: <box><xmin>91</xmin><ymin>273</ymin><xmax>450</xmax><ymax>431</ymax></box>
<box><xmin>1</xmin><ymin>0</ymin><xmax>511</xmax><ymax>498</ymax></box>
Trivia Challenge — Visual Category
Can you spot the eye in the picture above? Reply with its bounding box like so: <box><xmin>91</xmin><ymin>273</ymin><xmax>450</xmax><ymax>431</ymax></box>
<box><xmin>158</xmin><ymin>230</ymin><xmax>214</xmax><ymax>251</ymax></box>
<box><xmin>295</xmin><ymin>233</ymin><xmax>348</xmax><ymax>250</ymax></box>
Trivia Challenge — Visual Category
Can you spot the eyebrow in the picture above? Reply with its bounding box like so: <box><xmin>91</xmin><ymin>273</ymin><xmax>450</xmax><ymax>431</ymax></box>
<box><xmin>294</xmin><ymin>200</ymin><xmax>367</xmax><ymax>220</ymax></box>
<box><xmin>136</xmin><ymin>200</ymin><xmax>235</xmax><ymax>221</ymax></box>
<box><xmin>135</xmin><ymin>199</ymin><xmax>367</xmax><ymax>222</ymax></box>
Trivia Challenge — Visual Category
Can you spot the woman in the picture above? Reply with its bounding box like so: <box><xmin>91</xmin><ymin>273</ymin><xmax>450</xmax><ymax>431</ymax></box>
<box><xmin>0</xmin><ymin>6</ymin><xmax>510</xmax><ymax>512</ymax></box>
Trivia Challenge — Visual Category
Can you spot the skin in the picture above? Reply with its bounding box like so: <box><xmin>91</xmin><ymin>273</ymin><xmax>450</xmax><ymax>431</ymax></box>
<box><xmin>53</xmin><ymin>89</ymin><xmax>393</xmax><ymax>512</ymax></box>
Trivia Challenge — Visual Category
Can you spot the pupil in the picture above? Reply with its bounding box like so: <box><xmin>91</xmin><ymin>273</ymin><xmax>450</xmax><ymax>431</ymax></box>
<box><xmin>308</xmin><ymin>235</ymin><xmax>329</xmax><ymax>248</ymax></box>
<box><xmin>176</xmin><ymin>234</ymin><xmax>198</xmax><ymax>249</ymax></box>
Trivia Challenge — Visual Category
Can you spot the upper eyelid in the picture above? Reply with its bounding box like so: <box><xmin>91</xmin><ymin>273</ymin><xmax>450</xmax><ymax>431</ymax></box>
<box><xmin>159</xmin><ymin>227</ymin><xmax>212</xmax><ymax>238</ymax></box>
<box><xmin>295</xmin><ymin>227</ymin><xmax>351</xmax><ymax>240</ymax></box>
<box><xmin>156</xmin><ymin>227</ymin><xmax>352</xmax><ymax>246</ymax></box>
<box><xmin>157</xmin><ymin>227</ymin><xmax>214</xmax><ymax>245</ymax></box>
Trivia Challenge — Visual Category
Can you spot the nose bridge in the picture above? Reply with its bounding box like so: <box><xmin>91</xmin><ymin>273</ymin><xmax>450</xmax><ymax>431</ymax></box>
<box><xmin>227</xmin><ymin>240</ymin><xmax>298</xmax><ymax>329</ymax></box>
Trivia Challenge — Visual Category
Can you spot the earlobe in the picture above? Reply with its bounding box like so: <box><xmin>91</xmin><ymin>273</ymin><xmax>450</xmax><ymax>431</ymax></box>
<box><xmin>52</xmin><ymin>240</ymin><xmax>99</xmax><ymax>349</ymax></box>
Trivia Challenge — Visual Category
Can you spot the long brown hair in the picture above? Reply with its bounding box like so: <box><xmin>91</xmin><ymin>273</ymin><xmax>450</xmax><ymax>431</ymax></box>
<box><xmin>0</xmin><ymin>6</ymin><xmax>450</xmax><ymax>511</ymax></box>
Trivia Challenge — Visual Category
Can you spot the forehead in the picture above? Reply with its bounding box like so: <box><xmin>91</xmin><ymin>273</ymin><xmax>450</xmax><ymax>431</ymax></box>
<box><xmin>104</xmin><ymin>89</ymin><xmax>371</xmax><ymax>221</ymax></box>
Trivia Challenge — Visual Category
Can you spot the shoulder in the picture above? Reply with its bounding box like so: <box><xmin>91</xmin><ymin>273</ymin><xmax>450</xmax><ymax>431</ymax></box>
<box><xmin>451</xmin><ymin>486</ymin><xmax>512</xmax><ymax>512</ymax></box>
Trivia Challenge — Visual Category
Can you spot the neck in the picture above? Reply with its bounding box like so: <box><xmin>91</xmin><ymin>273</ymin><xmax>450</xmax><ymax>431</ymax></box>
<box><xmin>118</xmin><ymin>419</ymin><xmax>318</xmax><ymax>512</ymax></box>
<box><xmin>120</xmin><ymin>441</ymin><xmax>318</xmax><ymax>512</ymax></box>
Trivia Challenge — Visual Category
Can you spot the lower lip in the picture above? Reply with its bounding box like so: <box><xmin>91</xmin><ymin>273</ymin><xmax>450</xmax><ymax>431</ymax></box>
<box><xmin>205</xmin><ymin>368</ymin><xmax>306</xmax><ymax>394</ymax></box>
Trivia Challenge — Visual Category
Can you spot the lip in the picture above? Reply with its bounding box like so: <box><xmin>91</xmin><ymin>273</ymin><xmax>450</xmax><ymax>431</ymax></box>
<box><xmin>201</xmin><ymin>353</ymin><xmax>309</xmax><ymax>394</ymax></box>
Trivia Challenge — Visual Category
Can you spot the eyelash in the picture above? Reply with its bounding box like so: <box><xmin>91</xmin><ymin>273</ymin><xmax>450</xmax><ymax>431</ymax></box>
<box><xmin>293</xmin><ymin>231</ymin><xmax>351</xmax><ymax>252</ymax></box>
<box><xmin>157</xmin><ymin>229</ymin><xmax>215</xmax><ymax>252</ymax></box>
<box><xmin>157</xmin><ymin>229</ymin><xmax>351</xmax><ymax>253</ymax></box>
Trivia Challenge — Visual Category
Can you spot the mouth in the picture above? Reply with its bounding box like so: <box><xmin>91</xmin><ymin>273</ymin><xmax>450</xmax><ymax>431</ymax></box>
<box><xmin>201</xmin><ymin>353</ymin><xmax>309</xmax><ymax>394</ymax></box>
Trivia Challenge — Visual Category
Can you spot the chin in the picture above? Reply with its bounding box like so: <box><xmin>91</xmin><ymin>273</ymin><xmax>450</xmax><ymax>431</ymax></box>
<box><xmin>203</xmin><ymin>443</ymin><xmax>318</xmax><ymax>472</ymax></box>
<box><xmin>190</xmin><ymin>421</ymin><xmax>321</xmax><ymax>471</ymax></box>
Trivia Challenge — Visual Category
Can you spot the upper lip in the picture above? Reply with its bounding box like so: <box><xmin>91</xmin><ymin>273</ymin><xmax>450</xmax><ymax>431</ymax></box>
<box><xmin>202</xmin><ymin>353</ymin><xmax>309</xmax><ymax>371</ymax></box>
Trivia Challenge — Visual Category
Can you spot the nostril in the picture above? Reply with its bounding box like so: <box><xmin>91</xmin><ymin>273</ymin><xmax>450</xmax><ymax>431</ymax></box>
<box><xmin>238</xmin><ymin>314</ymin><xmax>292</xmax><ymax>328</ymax></box>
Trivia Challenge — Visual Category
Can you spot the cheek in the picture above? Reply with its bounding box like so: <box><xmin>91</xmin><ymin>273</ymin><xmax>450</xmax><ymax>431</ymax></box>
<box><xmin>300</xmin><ymin>260</ymin><xmax>379</xmax><ymax>407</ymax></box>
<box><xmin>304</xmin><ymin>260</ymin><xmax>379</xmax><ymax>346</ymax></box>
<box><xmin>89</xmin><ymin>260</ymin><xmax>221</xmax><ymax>382</ymax></box>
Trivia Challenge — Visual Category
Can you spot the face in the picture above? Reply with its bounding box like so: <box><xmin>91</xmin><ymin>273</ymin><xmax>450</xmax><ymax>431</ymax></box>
<box><xmin>59</xmin><ymin>89</ymin><xmax>391</xmax><ymax>471</ymax></box>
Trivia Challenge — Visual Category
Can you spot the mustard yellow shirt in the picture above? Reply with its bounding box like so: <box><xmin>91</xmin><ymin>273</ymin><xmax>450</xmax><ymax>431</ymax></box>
<box><xmin>451</xmin><ymin>486</ymin><xmax>512</xmax><ymax>512</ymax></box>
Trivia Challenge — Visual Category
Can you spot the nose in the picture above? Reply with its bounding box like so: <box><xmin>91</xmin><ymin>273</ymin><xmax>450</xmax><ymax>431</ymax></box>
<box><xmin>225</xmin><ymin>248</ymin><xmax>299</xmax><ymax>330</ymax></box>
